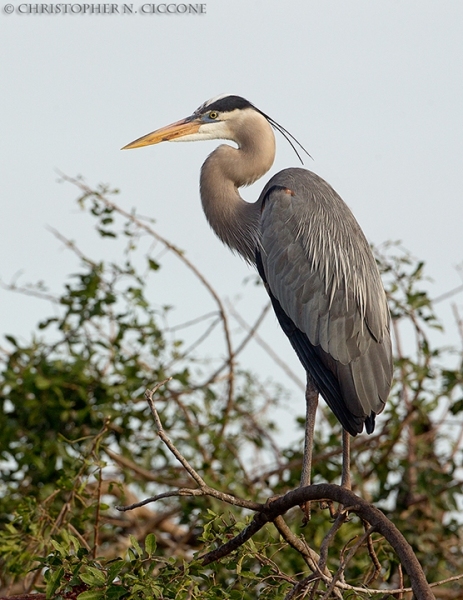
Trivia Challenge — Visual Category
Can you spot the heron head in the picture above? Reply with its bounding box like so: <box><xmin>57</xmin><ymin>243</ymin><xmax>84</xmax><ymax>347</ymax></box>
<box><xmin>122</xmin><ymin>94</ymin><xmax>259</xmax><ymax>149</ymax></box>
<box><xmin>122</xmin><ymin>94</ymin><xmax>310</xmax><ymax>163</ymax></box>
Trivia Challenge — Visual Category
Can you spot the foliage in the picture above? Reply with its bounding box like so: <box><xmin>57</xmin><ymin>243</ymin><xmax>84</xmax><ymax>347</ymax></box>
<box><xmin>0</xmin><ymin>179</ymin><xmax>462</xmax><ymax>598</ymax></box>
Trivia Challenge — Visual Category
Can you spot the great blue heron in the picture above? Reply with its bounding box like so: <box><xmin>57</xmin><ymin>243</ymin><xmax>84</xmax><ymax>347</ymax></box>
<box><xmin>123</xmin><ymin>94</ymin><xmax>393</xmax><ymax>492</ymax></box>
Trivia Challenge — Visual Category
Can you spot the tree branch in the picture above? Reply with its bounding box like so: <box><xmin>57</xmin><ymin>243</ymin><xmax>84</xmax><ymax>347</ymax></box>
<box><xmin>117</xmin><ymin>382</ymin><xmax>436</xmax><ymax>600</ymax></box>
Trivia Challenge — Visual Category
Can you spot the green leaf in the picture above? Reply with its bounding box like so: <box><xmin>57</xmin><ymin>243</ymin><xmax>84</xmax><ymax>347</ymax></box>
<box><xmin>451</xmin><ymin>397</ymin><xmax>463</xmax><ymax>415</ymax></box>
<box><xmin>46</xmin><ymin>566</ymin><xmax>64</xmax><ymax>599</ymax></box>
<box><xmin>50</xmin><ymin>539</ymin><xmax>67</xmax><ymax>556</ymax></box>
<box><xmin>107</xmin><ymin>560</ymin><xmax>125</xmax><ymax>583</ymax></box>
<box><xmin>77</xmin><ymin>591</ymin><xmax>105</xmax><ymax>600</ymax></box>
<box><xmin>129</xmin><ymin>534</ymin><xmax>143</xmax><ymax>557</ymax></box>
<box><xmin>144</xmin><ymin>533</ymin><xmax>157</xmax><ymax>557</ymax></box>
<box><xmin>80</xmin><ymin>567</ymin><xmax>106</xmax><ymax>586</ymax></box>
<box><xmin>97</xmin><ymin>228</ymin><xmax>117</xmax><ymax>238</ymax></box>
<box><xmin>106</xmin><ymin>585</ymin><xmax>129</xmax><ymax>600</ymax></box>
<box><xmin>4</xmin><ymin>334</ymin><xmax>18</xmax><ymax>346</ymax></box>
<box><xmin>148</xmin><ymin>258</ymin><xmax>160</xmax><ymax>271</ymax></box>
<box><xmin>35</xmin><ymin>375</ymin><xmax>51</xmax><ymax>390</ymax></box>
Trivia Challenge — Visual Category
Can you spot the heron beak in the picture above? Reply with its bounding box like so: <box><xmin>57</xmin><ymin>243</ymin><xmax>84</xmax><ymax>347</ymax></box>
<box><xmin>121</xmin><ymin>117</ymin><xmax>201</xmax><ymax>150</ymax></box>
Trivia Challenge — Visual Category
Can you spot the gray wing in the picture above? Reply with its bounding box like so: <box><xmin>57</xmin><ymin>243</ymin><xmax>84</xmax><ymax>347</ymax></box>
<box><xmin>257</xmin><ymin>168</ymin><xmax>392</xmax><ymax>435</ymax></box>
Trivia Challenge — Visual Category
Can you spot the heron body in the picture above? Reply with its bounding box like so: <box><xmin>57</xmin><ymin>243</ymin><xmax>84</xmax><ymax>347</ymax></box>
<box><xmin>123</xmin><ymin>94</ymin><xmax>393</xmax><ymax>438</ymax></box>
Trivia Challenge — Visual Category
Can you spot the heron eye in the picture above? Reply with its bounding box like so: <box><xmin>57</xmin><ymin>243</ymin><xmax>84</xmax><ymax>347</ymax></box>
<box><xmin>209</xmin><ymin>111</ymin><xmax>219</xmax><ymax>119</ymax></box>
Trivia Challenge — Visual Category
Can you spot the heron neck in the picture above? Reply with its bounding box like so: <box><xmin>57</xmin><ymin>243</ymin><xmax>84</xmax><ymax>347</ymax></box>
<box><xmin>199</xmin><ymin>118</ymin><xmax>276</xmax><ymax>263</ymax></box>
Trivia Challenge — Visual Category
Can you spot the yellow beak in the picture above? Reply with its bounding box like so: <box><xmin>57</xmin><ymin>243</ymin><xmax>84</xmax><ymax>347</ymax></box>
<box><xmin>121</xmin><ymin>117</ymin><xmax>201</xmax><ymax>150</ymax></box>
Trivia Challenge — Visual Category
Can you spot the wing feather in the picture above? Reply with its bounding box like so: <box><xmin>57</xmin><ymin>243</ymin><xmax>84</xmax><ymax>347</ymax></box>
<box><xmin>257</xmin><ymin>168</ymin><xmax>392</xmax><ymax>434</ymax></box>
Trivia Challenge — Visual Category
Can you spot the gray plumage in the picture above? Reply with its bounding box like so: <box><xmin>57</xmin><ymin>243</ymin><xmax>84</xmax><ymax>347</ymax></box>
<box><xmin>257</xmin><ymin>169</ymin><xmax>392</xmax><ymax>434</ymax></box>
<box><xmin>123</xmin><ymin>94</ymin><xmax>393</xmax><ymax>437</ymax></box>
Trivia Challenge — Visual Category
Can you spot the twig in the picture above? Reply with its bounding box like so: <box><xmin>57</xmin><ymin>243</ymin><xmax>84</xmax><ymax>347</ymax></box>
<box><xmin>363</xmin><ymin>520</ymin><xmax>382</xmax><ymax>586</ymax></box>
<box><xmin>145</xmin><ymin>382</ymin><xmax>207</xmax><ymax>488</ymax></box>
<box><xmin>68</xmin><ymin>524</ymin><xmax>92</xmax><ymax>553</ymax></box>
<box><xmin>433</xmin><ymin>283</ymin><xmax>463</xmax><ymax>304</ymax></box>
<box><xmin>117</xmin><ymin>383</ymin><xmax>262</xmax><ymax>513</ymax></box>
<box><xmin>318</xmin><ymin>511</ymin><xmax>349</xmax><ymax>572</ymax></box>
<box><xmin>0</xmin><ymin>279</ymin><xmax>59</xmax><ymax>304</ymax></box>
<box><xmin>167</xmin><ymin>311</ymin><xmax>220</xmax><ymax>332</ymax></box>
<box><xmin>273</xmin><ymin>516</ymin><xmax>343</xmax><ymax>599</ymax></box>
<box><xmin>283</xmin><ymin>574</ymin><xmax>320</xmax><ymax>600</ymax></box>
<box><xmin>228</xmin><ymin>300</ymin><xmax>272</xmax><ymax>360</ymax></box>
<box><xmin>396</xmin><ymin>563</ymin><xmax>404</xmax><ymax>600</ymax></box>
<box><xmin>47</xmin><ymin>225</ymin><xmax>97</xmax><ymax>266</ymax></box>
<box><xmin>320</xmin><ymin>526</ymin><xmax>375</xmax><ymax>600</ymax></box>
<box><xmin>117</xmin><ymin>488</ymin><xmax>213</xmax><ymax>510</ymax></box>
<box><xmin>273</xmin><ymin>515</ymin><xmax>320</xmax><ymax>573</ymax></box>
<box><xmin>116</xmin><ymin>487</ymin><xmax>261</xmax><ymax>512</ymax></box>
<box><xmin>92</xmin><ymin>465</ymin><xmax>103</xmax><ymax>559</ymax></box>
<box><xmin>165</xmin><ymin>316</ymin><xmax>222</xmax><ymax>370</ymax></box>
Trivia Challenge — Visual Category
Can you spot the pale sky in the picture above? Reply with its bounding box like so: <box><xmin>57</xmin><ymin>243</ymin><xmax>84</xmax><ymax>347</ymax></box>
<box><xmin>1</xmin><ymin>1</ymin><xmax>462</xmax><ymax>421</ymax></box>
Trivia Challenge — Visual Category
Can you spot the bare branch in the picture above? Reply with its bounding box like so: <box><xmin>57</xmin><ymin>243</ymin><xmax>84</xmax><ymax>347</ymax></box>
<box><xmin>273</xmin><ymin>515</ymin><xmax>343</xmax><ymax>599</ymax></box>
<box><xmin>116</xmin><ymin>383</ymin><xmax>262</xmax><ymax>513</ymax></box>
<box><xmin>318</xmin><ymin>511</ymin><xmax>348</xmax><ymax>572</ymax></box>
<box><xmin>144</xmin><ymin>382</ymin><xmax>207</xmax><ymax>488</ymax></box>
<box><xmin>320</xmin><ymin>525</ymin><xmax>374</xmax><ymax>600</ymax></box>
<box><xmin>116</xmin><ymin>488</ymin><xmax>211</xmax><ymax>511</ymax></box>
<box><xmin>47</xmin><ymin>225</ymin><xmax>102</xmax><ymax>273</ymax></box>
<box><xmin>149</xmin><ymin>483</ymin><xmax>437</xmax><ymax>598</ymax></box>
<box><xmin>433</xmin><ymin>283</ymin><xmax>463</xmax><ymax>304</ymax></box>
<box><xmin>273</xmin><ymin>515</ymin><xmax>320</xmax><ymax>574</ymax></box>
<box><xmin>0</xmin><ymin>278</ymin><xmax>59</xmax><ymax>304</ymax></box>
<box><xmin>363</xmin><ymin>520</ymin><xmax>382</xmax><ymax>586</ymax></box>
<box><xmin>116</xmin><ymin>486</ymin><xmax>262</xmax><ymax>513</ymax></box>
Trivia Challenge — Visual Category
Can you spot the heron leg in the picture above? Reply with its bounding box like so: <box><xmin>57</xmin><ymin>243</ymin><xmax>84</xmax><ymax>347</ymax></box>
<box><xmin>300</xmin><ymin>375</ymin><xmax>319</xmax><ymax>520</ymax></box>
<box><xmin>341</xmin><ymin>429</ymin><xmax>351</xmax><ymax>490</ymax></box>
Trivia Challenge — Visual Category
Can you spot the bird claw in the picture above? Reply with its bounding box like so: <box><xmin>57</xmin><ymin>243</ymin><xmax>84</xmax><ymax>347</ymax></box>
<box><xmin>300</xmin><ymin>501</ymin><xmax>312</xmax><ymax>525</ymax></box>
